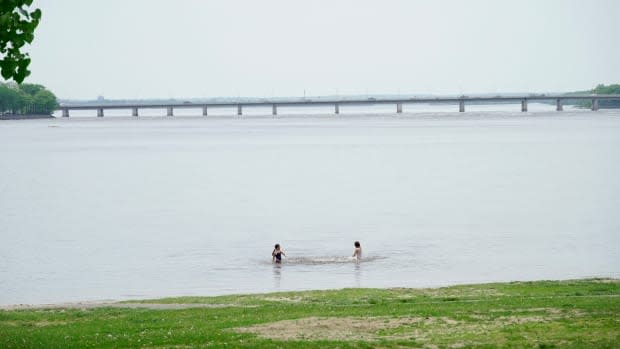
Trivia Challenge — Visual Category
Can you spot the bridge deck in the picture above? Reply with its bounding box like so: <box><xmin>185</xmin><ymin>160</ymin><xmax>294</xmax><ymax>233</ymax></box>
<box><xmin>57</xmin><ymin>95</ymin><xmax>620</xmax><ymax>116</ymax></box>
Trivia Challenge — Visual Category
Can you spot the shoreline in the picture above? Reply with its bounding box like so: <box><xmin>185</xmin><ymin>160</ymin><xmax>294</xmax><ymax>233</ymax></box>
<box><xmin>0</xmin><ymin>114</ymin><xmax>54</xmax><ymax>120</ymax></box>
<box><xmin>2</xmin><ymin>277</ymin><xmax>616</xmax><ymax>311</ymax></box>
<box><xmin>2</xmin><ymin>278</ymin><xmax>618</xmax><ymax>348</ymax></box>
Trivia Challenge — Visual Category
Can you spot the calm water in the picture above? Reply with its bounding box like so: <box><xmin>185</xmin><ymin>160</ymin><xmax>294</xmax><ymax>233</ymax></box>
<box><xmin>1</xmin><ymin>109</ymin><xmax>619</xmax><ymax>305</ymax></box>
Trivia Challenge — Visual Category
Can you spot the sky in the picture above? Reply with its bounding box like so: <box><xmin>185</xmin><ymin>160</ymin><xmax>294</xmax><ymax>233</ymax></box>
<box><xmin>24</xmin><ymin>0</ymin><xmax>620</xmax><ymax>99</ymax></box>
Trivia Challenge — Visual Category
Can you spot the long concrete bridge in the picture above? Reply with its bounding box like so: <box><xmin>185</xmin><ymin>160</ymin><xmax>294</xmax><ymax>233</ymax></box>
<box><xmin>57</xmin><ymin>95</ymin><xmax>620</xmax><ymax>117</ymax></box>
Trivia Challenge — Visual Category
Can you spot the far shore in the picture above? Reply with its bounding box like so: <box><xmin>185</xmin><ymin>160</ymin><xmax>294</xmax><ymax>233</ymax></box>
<box><xmin>0</xmin><ymin>114</ymin><xmax>54</xmax><ymax>120</ymax></box>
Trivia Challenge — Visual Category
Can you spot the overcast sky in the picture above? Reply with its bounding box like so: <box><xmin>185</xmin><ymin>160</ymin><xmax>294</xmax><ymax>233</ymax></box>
<box><xmin>26</xmin><ymin>0</ymin><xmax>620</xmax><ymax>99</ymax></box>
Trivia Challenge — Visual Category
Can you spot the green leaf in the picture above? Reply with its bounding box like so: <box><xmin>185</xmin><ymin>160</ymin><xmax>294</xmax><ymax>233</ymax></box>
<box><xmin>23</xmin><ymin>32</ymin><xmax>33</xmax><ymax>43</ymax></box>
<box><xmin>31</xmin><ymin>8</ymin><xmax>41</xmax><ymax>20</ymax></box>
<box><xmin>1</xmin><ymin>65</ymin><xmax>13</xmax><ymax>80</ymax></box>
<box><xmin>0</xmin><ymin>2</ymin><xmax>41</xmax><ymax>83</ymax></box>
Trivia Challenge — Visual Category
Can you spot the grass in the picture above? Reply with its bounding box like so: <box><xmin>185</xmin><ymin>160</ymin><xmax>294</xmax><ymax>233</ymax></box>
<box><xmin>1</xmin><ymin>279</ymin><xmax>619</xmax><ymax>348</ymax></box>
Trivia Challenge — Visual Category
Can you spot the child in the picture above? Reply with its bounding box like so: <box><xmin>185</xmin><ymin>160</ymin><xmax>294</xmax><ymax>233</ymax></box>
<box><xmin>352</xmin><ymin>241</ymin><xmax>362</xmax><ymax>260</ymax></box>
<box><xmin>272</xmin><ymin>243</ymin><xmax>286</xmax><ymax>263</ymax></box>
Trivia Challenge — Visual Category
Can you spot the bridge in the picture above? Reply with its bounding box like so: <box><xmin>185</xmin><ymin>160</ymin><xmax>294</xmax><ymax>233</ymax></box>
<box><xmin>57</xmin><ymin>95</ymin><xmax>620</xmax><ymax>117</ymax></box>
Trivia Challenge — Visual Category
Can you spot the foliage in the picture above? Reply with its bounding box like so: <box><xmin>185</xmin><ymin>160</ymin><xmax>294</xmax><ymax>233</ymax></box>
<box><xmin>0</xmin><ymin>0</ymin><xmax>41</xmax><ymax>83</ymax></box>
<box><xmin>1</xmin><ymin>279</ymin><xmax>618</xmax><ymax>348</ymax></box>
<box><xmin>588</xmin><ymin>84</ymin><xmax>620</xmax><ymax>108</ymax></box>
<box><xmin>0</xmin><ymin>83</ymin><xmax>21</xmax><ymax>113</ymax></box>
<box><xmin>592</xmin><ymin>84</ymin><xmax>620</xmax><ymax>95</ymax></box>
<box><xmin>0</xmin><ymin>82</ymin><xmax>57</xmax><ymax>115</ymax></box>
<box><xmin>17</xmin><ymin>82</ymin><xmax>44</xmax><ymax>95</ymax></box>
<box><xmin>568</xmin><ymin>84</ymin><xmax>620</xmax><ymax>108</ymax></box>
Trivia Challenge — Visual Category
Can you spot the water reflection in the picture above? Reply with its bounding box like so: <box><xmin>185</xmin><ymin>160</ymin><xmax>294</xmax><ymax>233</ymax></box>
<box><xmin>272</xmin><ymin>263</ymin><xmax>282</xmax><ymax>289</ymax></box>
<box><xmin>354</xmin><ymin>260</ymin><xmax>361</xmax><ymax>288</ymax></box>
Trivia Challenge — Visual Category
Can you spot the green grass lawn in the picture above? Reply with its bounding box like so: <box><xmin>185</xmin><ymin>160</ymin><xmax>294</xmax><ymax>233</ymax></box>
<box><xmin>1</xmin><ymin>279</ymin><xmax>619</xmax><ymax>348</ymax></box>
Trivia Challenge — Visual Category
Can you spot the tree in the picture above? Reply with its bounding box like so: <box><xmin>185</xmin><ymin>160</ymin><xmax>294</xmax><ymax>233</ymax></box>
<box><xmin>18</xmin><ymin>82</ymin><xmax>44</xmax><ymax>95</ymax></box>
<box><xmin>0</xmin><ymin>83</ymin><xmax>21</xmax><ymax>114</ymax></box>
<box><xmin>0</xmin><ymin>0</ymin><xmax>42</xmax><ymax>83</ymax></box>
<box><xmin>32</xmin><ymin>88</ymin><xmax>57</xmax><ymax>114</ymax></box>
<box><xmin>591</xmin><ymin>84</ymin><xmax>620</xmax><ymax>109</ymax></box>
<box><xmin>17</xmin><ymin>87</ymin><xmax>32</xmax><ymax>112</ymax></box>
<box><xmin>0</xmin><ymin>81</ymin><xmax>57</xmax><ymax>115</ymax></box>
<box><xmin>592</xmin><ymin>84</ymin><xmax>620</xmax><ymax>95</ymax></box>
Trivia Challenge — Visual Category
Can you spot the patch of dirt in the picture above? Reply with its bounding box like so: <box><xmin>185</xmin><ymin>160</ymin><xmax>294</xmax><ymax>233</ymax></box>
<box><xmin>467</xmin><ymin>307</ymin><xmax>590</xmax><ymax>327</ymax></box>
<box><xmin>496</xmin><ymin>316</ymin><xmax>549</xmax><ymax>325</ymax></box>
<box><xmin>35</xmin><ymin>320</ymin><xmax>69</xmax><ymax>327</ymax></box>
<box><xmin>0</xmin><ymin>320</ymin><xmax>69</xmax><ymax>327</ymax></box>
<box><xmin>486</xmin><ymin>307</ymin><xmax>588</xmax><ymax>318</ymax></box>
<box><xmin>0</xmin><ymin>320</ymin><xmax>21</xmax><ymax>327</ymax></box>
<box><xmin>415</xmin><ymin>287</ymin><xmax>506</xmax><ymax>299</ymax></box>
<box><xmin>235</xmin><ymin>310</ymin><xmax>587</xmax><ymax>342</ymax></box>
<box><xmin>489</xmin><ymin>307</ymin><xmax>563</xmax><ymax>314</ymax></box>
<box><xmin>589</xmin><ymin>278</ymin><xmax>619</xmax><ymax>284</ymax></box>
<box><xmin>235</xmin><ymin>316</ymin><xmax>458</xmax><ymax>341</ymax></box>
<box><xmin>261</xmin><ymin>296</ymin><xmax>304</xmax><ymax>303</ymax></box>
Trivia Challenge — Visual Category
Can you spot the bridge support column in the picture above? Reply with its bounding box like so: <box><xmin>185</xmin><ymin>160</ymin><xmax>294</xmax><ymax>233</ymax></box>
<box><xmin>237</xmin><ymin>105</ymin><xmax>242</xmax><ymax>116</ymax></box>
<box><xmin>167</xmin><ymin>107</ymin><xmax>173</xmax><ymax>116</ymax></box>
<box><xmin>459</xmin><ymin>100</ymin><xmax>465</xmax><ymax>112</ymax></box>
<box><xmin>591</xmin><ymin>99</ymin><xmax>599</xmax><ymax>111</ymax></box>
<box><xmin>62</xmin><ymin>108</ymin><xmax>69</xmax><ymax>117</ymax></box>
<box><xmin>521</xmin><ymin>99</ymin><xmax>528</xmax><ymax>112</ymax></box>
<box><xmin>335</xmin><ymin>103</ymin><xmax>340</xmax><ymax>114</ymax></box>
<box><xmin>202</xmin><ymin>106</ymin><xmax>208</xmax><ymax>116</ymax></box>
<box><xmin>397</xmin><ymin>103</ymin><xmax>403</xmax><ymax>113</ymax></box>
<box><xmin>556</xmin><ymin>99</ymin><xmax>563</xmax><ymax>111</ymax></box>
<box><xmin>97</xmin><ymin>108</ymin><xmax>104</xmax><ymax>117</ymax></box>
<box><xmin>132</xmin><ymin>108</ymin><xmax>138</xmax><ymax>117</ymax></box>
<box><xmin>272</xmin><ymin>104</ymin><xmax>277</xmax><ymax>116</ymax></box>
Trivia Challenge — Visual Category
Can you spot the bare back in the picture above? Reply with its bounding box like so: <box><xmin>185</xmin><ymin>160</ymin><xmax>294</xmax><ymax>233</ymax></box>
<box><xmin>352</xmin><ymin>247</ymin><xmax>362</xmax><ymax>259</ymax></box>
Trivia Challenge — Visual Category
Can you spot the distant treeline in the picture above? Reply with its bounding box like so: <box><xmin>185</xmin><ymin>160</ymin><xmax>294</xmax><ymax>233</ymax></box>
<box><xmin>590</xmin><ymin>84</ymin><xmax>620</xmax><ymax>108</ymax></box>
<box><xmin>592</xmin><ymin>84</ymin><xmax>620</xmax><ymax>94</ymax></box>
<box><xmin>0</xmin><ymin>82</ymin><xmax>58</xmax><ymax>115</ymax></box>
<box><xmin>567</xmin><ymin>84</ymin><xmax>620</xmax><ymax>108</ymax></box>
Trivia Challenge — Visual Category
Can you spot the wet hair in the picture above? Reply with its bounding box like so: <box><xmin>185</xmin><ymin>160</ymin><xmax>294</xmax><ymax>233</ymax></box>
<box><xmin>274</xmin><ymin>244</ymin><xmax>280</xmax><ymax>249</ymax></box>
<box><xmin>354</xmin><ymin>241</ymin><xmax>360</xmax><ymax>248</ymax></box>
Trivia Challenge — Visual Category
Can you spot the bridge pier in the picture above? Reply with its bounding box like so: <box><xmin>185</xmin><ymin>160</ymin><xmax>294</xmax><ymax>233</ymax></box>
<box><xmin>335</xmin><ymin>103</ymin><xmax>340</xmax><ymax>114</ymax></box>
<box><xmin>167</xmin><ymin>107</ymin><xmax>173</xmax><ymax>116</ymax></box>
<box><xmin>132</xmin><ymin>108</ymin><xmax>138</xmax><ymax>117</ymax></box>
<box><xmin>591</xmin><ymin>99</ymin><xmax>599</xmax><ymax>111</ymax></box>
<box><xmin>272</xmin><ymin>104</ymin><xmax>277</xmax><ymax>116</ymax></box>
<box><xmin>62</xmin><ymin>108</ymin><xmax>69</xmax><ymax>117</ymax></box>
<box><xmin>97</xmin><ymin>108</ymin><xmax>104</xmax><ymax>117</ymax></box>
<box><xmin>459</xmin><ymin>100</ymin><xmax>465</xmax><ymax>112</ymax></box>
<box><xmin>521</xmin><ymin>99</ymin><xmax>528</xmax><ymax>112</ymax></box>
<box><xmin>202</xmin><ymin>106</ymin><xmax>208</xmax><ymax>116</ymax></box>
<box><xmin>237</xmin><ymin>105</ymin><xmax>243</xmax><ymax>116</ymax></box>
<box><xmin>397</xmin><ymin>103</ymin><xmax>403</xmax><ymax>113</ymax></box>
<box><xmin>556</xmin><ymin>99</ymin><xmax>563</xmax><ymax>111</ymax></box>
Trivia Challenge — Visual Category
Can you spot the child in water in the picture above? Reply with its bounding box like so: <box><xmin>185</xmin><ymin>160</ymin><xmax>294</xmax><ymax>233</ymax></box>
<box><xmin>272</xmin><ymin>243</ymin><xmax>286</xmax><ymax>263</ymax></box>
<box><xmin>352</xmin><ymin>241</ymin><xmax>362</xmax><ymax>260</ymax></box>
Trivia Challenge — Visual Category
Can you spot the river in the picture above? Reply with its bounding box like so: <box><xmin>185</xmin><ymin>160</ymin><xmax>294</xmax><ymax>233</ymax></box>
<box><xmin>1</xmin><ymin>109</ymin><xmax>619</xmax><ymax>305</ymax></box>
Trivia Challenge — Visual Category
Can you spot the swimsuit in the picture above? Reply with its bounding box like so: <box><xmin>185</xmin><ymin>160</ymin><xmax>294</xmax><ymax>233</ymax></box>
<box><xmin>273</xmin><ymin>251</ymin><xmax>282</xmax><ymax>262</ymax></box>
